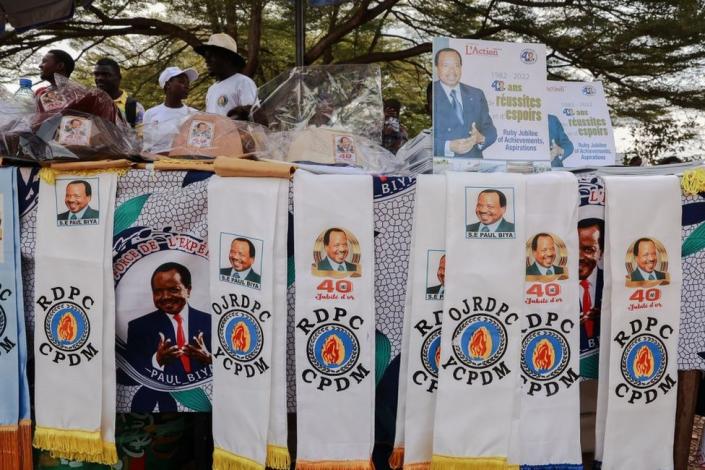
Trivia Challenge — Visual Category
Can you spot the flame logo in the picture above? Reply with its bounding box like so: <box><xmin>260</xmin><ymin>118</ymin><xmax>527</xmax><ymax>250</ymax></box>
<box><xmin>322</xmin><ymin>334</ymin><xmax>345</xmax><ymax>366</ymax></box>
<box><xmin>532</xmin><ymin>339</ymin><xmax>555</xmax><ymax>371</ymax></box>
<box><xmin>434</xmin><ymin>345</ymin><xmax>441</xmax><ymax>369</ymax></box>
<box><xmin>469</xmin><ymin>327</ymin><xmax>492</xmax><ymax>360</ymax></box>
<box><xmin>57</xmin><ymin>312</ymin><xmax>77</xmax><ymax>342</ymax></box>
<box><xmin>232</xmin><ymin>321</ymin><xmax>251</xmax><ymax>353</ymax></box>
<box><xmin>633</xmin><ymin>345</ymin><xmax>654</xmax><ymax>378</ymax></box>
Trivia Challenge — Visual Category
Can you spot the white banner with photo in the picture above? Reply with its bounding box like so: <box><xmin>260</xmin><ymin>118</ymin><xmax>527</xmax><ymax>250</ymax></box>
<box><xmin>432</xmin><ymin>37</ymin><xmax>549</xmax><ymax>172</ymax></box>
<box><xmin>546</xmin><ymin>81</ymin><xmax>616</xmax><ymax>168</ymax></box>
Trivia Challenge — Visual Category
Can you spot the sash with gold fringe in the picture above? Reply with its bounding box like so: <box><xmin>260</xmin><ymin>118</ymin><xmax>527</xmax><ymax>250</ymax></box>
<box><xmin>33</xmin><ymin>170</ymin><xmax>117</xmax><ymax>465</ymax></box>
<box><xmin>294</xmin><ymin>171</ymin><xmax>376</xmax><ymax>470</ymax></box>
<box><xmin>209</xmin><ymin>176</ymin><xmax>280</xmax><ymax>470</ymax></box>
<box><xmin>432</xmin><ymin>172</ymin><xmax>526</xmax><ymax>470</ymax></box>
<box><xmin>0</xmin><ymin>168</ymin><xmax>32</xmax><ymax>470</ymax></box>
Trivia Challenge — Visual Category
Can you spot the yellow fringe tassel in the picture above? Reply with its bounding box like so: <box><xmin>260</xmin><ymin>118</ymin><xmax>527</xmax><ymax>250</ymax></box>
<box><xmin>389</xmin><ymin>447</ymin><xmax>405</xmax><ymax>469</ymax></box>
<box><xmin>404</xmin><ymin>462</ymin><xmax>431</xmax><ymax>470</ymax></box>
<box><xmin>18</xmin><ymin>420</ymin><xmax>32</xmax><ymax>470</ymax></box>
<box><xmin>38</xmin><ymin>167</ymin><xmax>129</xmax><ymax>185</ymax></box>
<box><xmin>0</xmin><ymin>424</ymin><xmax>20</xmax><ymax>470</ymax></box>
<box><xmin>33</xmin><ymin>426</ymin><xmax>106</xmax><ymax>464</ymax></box>
<box><xmin>505</xmin><ymin>465</ymin><xmax>519</xmax><ymax>470</ymax></box>
<box><xmin>50</xmin><ymin>441</ymin><xmax>118</xmax><ymax>466</ymax></box>
<box><xmin>296</xmin><ymin>459</ymin><xmax>374</xmax><ymax>470</ymax></box>
<box><xmin>681</xmin><ymin>168</ymin><xmax>705</xmax><ymax>195</ymax></box>
<box><xmin>266</xmin><ymin>444</ymin><xmax>291</xmax><ymax>470</ymax></box>
<box><xmin>213</xmin><ymin>447</ymin><xmax>265</xmax><ymax>470</ymax></box>
<box><xmin>431</xmin><ymin>454</ymin><xmax>508</xmax><ymax>470</ymax></box>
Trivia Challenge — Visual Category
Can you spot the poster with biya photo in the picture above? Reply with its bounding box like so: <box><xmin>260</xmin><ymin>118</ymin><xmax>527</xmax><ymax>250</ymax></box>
<box><xmin>545</xmin><ymin>80</ymin><xmax>616</xmax><ymax>168</ymax></box>
<box><xmin>432</xmin><ymin>37</ymin><xmax>549</xmax><ymax>173</ymax></box>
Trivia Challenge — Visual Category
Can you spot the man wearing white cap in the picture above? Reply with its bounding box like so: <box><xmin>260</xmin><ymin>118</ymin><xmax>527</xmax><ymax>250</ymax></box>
<box><xmin>195</xmin><ymin>33</ymin><xmax>258</xmax><ymax>119</ymax></box>
<box><xmin>142</xmin><ymin>66</ymin><xmax>199</xmax><ymax>154</ymax></box>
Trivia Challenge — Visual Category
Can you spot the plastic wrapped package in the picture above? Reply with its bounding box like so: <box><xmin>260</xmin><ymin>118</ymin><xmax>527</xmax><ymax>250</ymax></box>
<box><xmin>0</xmin><ymin>77</ymin><xmax>138</xmax><ymax>161</ymax></box>
<box><xmin>253</xmin><ymin>65</ymin><xmax>384</xmax><ymax>143</ymax></box>
<box><xmin>262</xmin><ymin>127</ymin><xmax>411</xmax><ymax>175</ymax></box>
<box><xmin>151</xmin><ymin>112</ymin><xmax>270</xmax><ymax>160</ymax></box>
<box><xmin>0</xmin><ymin>109</ymin><xmax>137</xmax><ymax>162</ymax></box>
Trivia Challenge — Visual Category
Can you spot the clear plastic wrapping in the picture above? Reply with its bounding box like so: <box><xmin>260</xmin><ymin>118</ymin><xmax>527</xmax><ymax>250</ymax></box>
<box><xmin>253</xmin><ymin>65</ymin><xmax>384</xmax><ymax>143</ymax></box>
<box><xmin>0</xmin><ymin>77</ymin><xmax>138</xmax><ymax>161</ymax></box>
<box><xmin>142</xmin><ymin>111</ymin><xmax>270</xmax><ymax>160</ymax></box>
<box><xmin>261</xmin><ymin>127</ymin><xmax>411</xmax><ymax>175</ymax></box>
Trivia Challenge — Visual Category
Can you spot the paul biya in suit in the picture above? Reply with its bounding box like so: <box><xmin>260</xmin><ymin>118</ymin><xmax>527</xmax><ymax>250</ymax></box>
<box><xmin>629</xmin><ymin>238</ymin><xmax>667</xmax><ymax>282</ymax></box>
<box><xmin>466</xmin><ymin>189</ymin><xmax>515</xmax><ymax>238</ymax></box>
<box><xmin>220</xmin><ymin>237</ymin><xmax>261</xmax><ymax>287</ymax></box>
<box><xmin>317</xmin><ymin>228</ymin><xmax>358</xmax><ymax>273</ymax></box>
<box><xmin>57</xmin><ymin>179</ymin><xmax>99</xmax><ymax>224</ymax></box>
<box><xmin>126</xmin><ymin>263</ymin><xmax>212</xmax><ymax>394</ymax></box>
<box><xmin>526</xmin><ymin>233</ymin><xmax>564</xmax><ymax>276</ymax></box>
<box><xmin>433</xmin><ymin>48</ymin><xmax>497</xmax><ymax>159</ymax></box>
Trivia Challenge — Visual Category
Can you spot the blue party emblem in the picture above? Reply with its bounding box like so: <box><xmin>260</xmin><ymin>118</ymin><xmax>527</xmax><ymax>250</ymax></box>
<box><xmin>44</xmin><ymin>302</ymin><xmax>90</xmax><ymax>351</ymax></box>
<box><xmin>421</xmin><ymin>328</ymin><xmax>441</xmax><ymax>377</ymax></box>
<box><xmin>522</xmin><ymin>329</ymin><xmax>570</xmax><ymax>381</ymax></box>
<box><xmin>307</xmin><ymin>324</ymin><xmax>360</xmax><ymax>376</ymax></box>
<box><xmin>218</xmin><ymin>310</ymin><xmax>263</xmax><ymax>362</ymax></box>
<box><xmin>621</xmin><ymin>334</ymin><xmax>667</xmax><ymax>389</ymax></box>
<box><xmin>452</xmin><ymin>314</ymin><xmax>507</xmax><ymax>369</ymax></box>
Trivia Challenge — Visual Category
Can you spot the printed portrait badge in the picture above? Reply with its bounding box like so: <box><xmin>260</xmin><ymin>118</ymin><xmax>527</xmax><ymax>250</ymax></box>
<box><xmin>465</xmin><ymin>187</ymin><xmax>516</xmax><ymax>239</ymax></box>
<box><xmin>219</xmin><ymin>232</ymin><xmax>263</xmax><ymax>290</ymax></box>
<box><xmin>39</xmin><ymin>90</ymin><xmax>68</xmax><ymax>112</ymax></box>
<box><xmin>312</xmin><ymin>227</ymin><xmax>362</xmax><ymax>301</ymax></box>
<box><xmin>624</xmin><ymin>237</ymin><xmax>669</xmax><ymax>313</ymax></box>
<box><xmin>55</xmin><ymin>177</ymin><xmax>100</xmax><ymax>227</ymax></box>
<box><xmin>334</xmin><ymin>135</ymin><xmax>357</xmax><ymax>164</ymax></box>
<box><xmin>57</xmin><ymin>116</ymin><xmax>92</xmax><ymax>147</ymax></box>
<box><xmin>188</xmin><ymin>120</ymin><xmax>215</xmax><ymax>148</ymax></box>
<box><xmin>425</xmin><ymin>250</ymin><xmax>445</xmax><ymax>301</ymax></box>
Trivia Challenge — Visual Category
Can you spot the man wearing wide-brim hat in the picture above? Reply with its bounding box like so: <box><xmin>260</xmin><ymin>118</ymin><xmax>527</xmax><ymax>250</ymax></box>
<box><xmin>194</xmin><ymin>33</ymin><xmax>258</xmax><ymax>120</ymax></box>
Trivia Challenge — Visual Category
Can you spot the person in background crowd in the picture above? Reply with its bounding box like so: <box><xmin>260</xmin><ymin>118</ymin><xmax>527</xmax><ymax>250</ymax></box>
<box><xmin>195</xmin><ymin>33</ymin><xmax>258</xmax><ymax>120</ymax></box>
<box><xmin>35</xmin><ymin>49</ymin><xmax>75</xmax><ymax>102</ymax></box>
<box><xmin>382</xmin><ymin>98</ymin><xmax>408</xmax><ymax>154</ymax></box>
<box><xmin>93</xmin><ymin>57</ymin><xmax>145</xmax><ymax>131</ymax></box>
<box><xmin>142</xmin><ymin>66</ymin><xmax>199</xmax><ymax>154</ymax></box>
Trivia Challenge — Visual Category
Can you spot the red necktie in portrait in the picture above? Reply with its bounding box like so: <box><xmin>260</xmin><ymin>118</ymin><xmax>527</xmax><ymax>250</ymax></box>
<box><xmin>580</xmin><ymin>279</ymin><xmax>594</xmax><ymax>337</ymax></box>
<box><xmin>174</xmin><ymin>313</ymin><xmax>192</xmax><ymax>373</ymax></box>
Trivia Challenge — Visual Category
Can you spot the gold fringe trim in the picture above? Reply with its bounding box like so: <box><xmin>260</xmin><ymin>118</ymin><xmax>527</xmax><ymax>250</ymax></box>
<box><xmin>505</xmin><ymin>465</ymin><xmax>519</xmax><ymax>470</ymax></box>
<box><xmin>213</xmin><ymin>447</ymin><xmax>265</xmax><ymax>470</ymax></box>
<box><xmin>18</xmin><ymin>420</ymin><xmax>32</xmax><ymax>470</ymax></box>
<box><xmin>33</xmin><ymin>426</ymin><xmax>117</xmax><ymax>465</ymax></box>
<box><xmin>266</xmin><ymin>444</ymin><xmax>291</xmax><ymax>470</ymax></box>
<box><xmin>389</xmin><ymin>447</ymin><xmax>405</xmax><ymax>469</ymax></box>
<box><xmin>404</xmin><ymin>462</ymin><xmax>431</xmax><ymax>470</ymax></box>
<box><xmin>0</xmin><ymin>424</ymin><xmax>20</xmax><ymax>470</ymax></box>
<box><xmin>38</xmin><ymin>166</ymin><xmax>130</xmax><ymax>185</ymax></box>
<box><xmin>296</xmin><ymin>459</ymin><xmax>374</xmax><ymax>470</ymax></box>
<box><xmin>431</xmin><ymin>454</ymin><xmax>508</xmax><ymax>470</ymax></box>
<box><xmin>682</xmin><ymin>168</ymin><xmax>705</xmax><ymax>195</ymax></box>
<box><xmin>50</xmin><ymin>441</ymin><xmax>118</xmax><ymax>466</ymax></box>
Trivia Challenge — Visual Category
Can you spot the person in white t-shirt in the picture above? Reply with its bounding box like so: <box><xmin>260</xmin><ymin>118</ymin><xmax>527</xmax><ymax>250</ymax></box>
<box><xmin>142</xmin><ymin>66</ymin><xmax>199</xmax><ymax>154</ymax></box>
<box><xmin>194</xmin><ymin>33</ymin><xmax>258</xmax><ymax>120</ymax></box>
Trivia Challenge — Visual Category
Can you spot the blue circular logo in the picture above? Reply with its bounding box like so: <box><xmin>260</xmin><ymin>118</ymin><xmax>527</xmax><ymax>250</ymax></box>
<box><xmin>307</xmin><ymin>324</ymin><xmax>359</xmax><ymax>376</ymax></box>
<box><xmin>520</xmin><ymin>48</ymin><xmax>537</xmax><ymax>64</ymax></box>
<box><xmin>45</xmin><ymin>302</ymin><xmax>90</xmax><ymax>351</ymax></box>
<box><xmin>421</xmin><ymin>328</ymin><xmax>441</xmax><ymax>377</ymax></box>
<box><xmin>452</xmin><ymin>314</ymin><xmax>507</xmax><ymax>369</ymax></box>
<box><xmin>621</xmin><ymin>334</ymin><xmax>667</xmax><ymax>389</ymax></box>
<box><xmin>521</xmin><ymin>329</ymin><xmax>570</xmax><ymax>381</ymax></box>
<box><xmin>218</xmin><ymin>310</ymin><xmax>263</xmax><ymax>362</ymax></box>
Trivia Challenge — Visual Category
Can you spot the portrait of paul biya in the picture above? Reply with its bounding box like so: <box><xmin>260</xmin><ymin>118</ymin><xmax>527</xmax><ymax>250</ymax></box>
<box><xmin>311</xmin><ymin>227</ymin><xmax>362</xmax><ymax>278</ymax></box>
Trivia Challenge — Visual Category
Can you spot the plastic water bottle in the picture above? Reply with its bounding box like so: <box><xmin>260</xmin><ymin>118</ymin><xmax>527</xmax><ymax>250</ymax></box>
<box><xmin>14</xmin><ymin>78</ymin><xmax>34</xmax><ymax>99</ymax></box>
